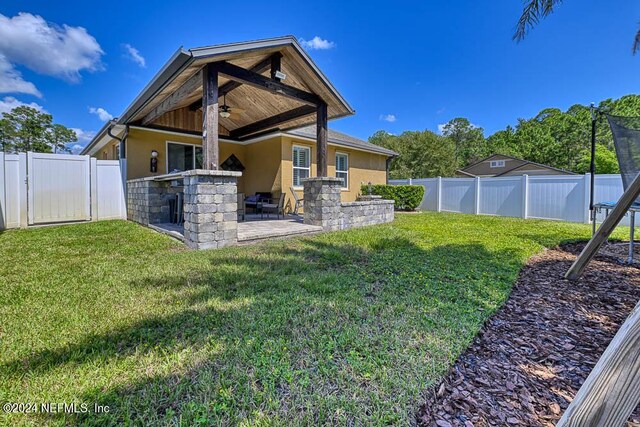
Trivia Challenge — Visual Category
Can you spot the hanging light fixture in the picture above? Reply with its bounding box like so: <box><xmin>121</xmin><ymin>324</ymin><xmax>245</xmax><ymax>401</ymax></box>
<box><xmin>219</xmin><ymin>93</ymin><xmax>231</xmax><ymax>119</ymax></box>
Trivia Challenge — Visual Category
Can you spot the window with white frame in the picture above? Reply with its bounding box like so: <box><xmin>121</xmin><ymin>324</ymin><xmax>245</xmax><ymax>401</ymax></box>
<box><xmin>167</xmin><ymin>142</ymin><xmax>203</xmax><ymax>172</ymax></box>
<box><xmin>335</xmin><ymin>152</ymin><xmax>348</xmax><ymax>188</ymax></box>
<box><xmin>292</xmin><ymin>145</ymin><xmax>311</xmax><ymax>187</ymax></box>
<box><xmin>490</xmin><ymin>160</ymin><xmax>505</xmax><ymax>168</ymax></box>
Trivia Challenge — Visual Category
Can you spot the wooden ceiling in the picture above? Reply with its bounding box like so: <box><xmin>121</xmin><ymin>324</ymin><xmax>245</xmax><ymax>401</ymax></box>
<box><xmin>129</xmin><ymin>44</ymin><xmax>352</xmax><ymax>139</ymax></box>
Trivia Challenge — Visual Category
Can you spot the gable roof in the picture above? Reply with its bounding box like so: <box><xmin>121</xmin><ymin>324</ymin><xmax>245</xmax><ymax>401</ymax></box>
<box><xmin>83</xmin><ymin>36</ymin><xmax>358</xmax><ymax>155</ymax></box>
<box><xmin>457</xmin><ymin>153</ymin><xmax>575</xmax><ymax>177</ymax></box>
<box><xmin>119</xmin><ymin>36</ymin><xmax>353</xmax><ymax>128</ymax></box>
<box><xmin>286</xmin><ymin>125</ymin><xmax>397</xmax><ymax>157</ymax></box>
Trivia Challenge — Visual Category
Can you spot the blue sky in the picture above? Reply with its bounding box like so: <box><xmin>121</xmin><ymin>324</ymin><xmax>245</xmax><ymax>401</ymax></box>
<box><xmin>1</xmin><ymin>0</ymin><xmax>639</xmax><ymax>151</ymax></box>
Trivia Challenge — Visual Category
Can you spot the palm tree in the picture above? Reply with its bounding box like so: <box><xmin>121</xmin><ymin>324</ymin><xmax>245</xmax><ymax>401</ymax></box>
<box><xmin>514</xmin><ymin>0</ymin><xmax>640</xmax><ymax>54</ymax></box>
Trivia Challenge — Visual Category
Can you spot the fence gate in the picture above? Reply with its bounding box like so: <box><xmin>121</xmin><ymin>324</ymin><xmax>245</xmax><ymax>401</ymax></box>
<box><xmin>27</xmin><ymin>152</ymin><xmax>91</xmax><ymax>225</ymax></box>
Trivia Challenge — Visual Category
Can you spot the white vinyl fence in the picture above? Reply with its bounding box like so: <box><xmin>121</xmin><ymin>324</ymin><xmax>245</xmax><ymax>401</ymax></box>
<box><xmin>0</xmin><ymin>152</ymin><xmax>126</xmax><ymax>230</ymax></box>
<box><xmin>391</xmin><ymin>174</ymin><xmax>632</xmax><ymax>225</ymax></box>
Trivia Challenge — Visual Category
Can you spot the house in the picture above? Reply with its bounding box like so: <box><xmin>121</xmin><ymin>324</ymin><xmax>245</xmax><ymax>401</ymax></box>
<box><xmin>82</xmin><ymin>36</ymin><xmax>397</xmax><ymax>212</ymax></box>
<box><xmin>456</xmin><ymin>154</ymin><xmax>575</xmax><ymax>178</ymax></box>
<box><xmin>81</xmin><ymin>36</ymin><xmax>397</xmax><ymax>249</ymax></box>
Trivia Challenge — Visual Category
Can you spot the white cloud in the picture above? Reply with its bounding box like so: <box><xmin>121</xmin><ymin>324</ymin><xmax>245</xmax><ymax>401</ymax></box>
<box><xmin>69</xmin><ymin>144</ymin><xmax>84</xmax><ymax>154</ymax></box>
<box><xmin>0</xmin><ymin>55</ymin><xmax>42</xmax><ymax>97</ymax></box>
<box><xmin>67</xmin><ymin>128</ymin><xmax>96</xmax><ymax>153</ymax></box>
<box><xmin>380</xmin><ymin>114</ymin><xmax>396</xmax><ymax>123</ymax></box>
<box><xmin>70</xmin><ymin>128</ymin><xmax>96</xmax><ymax>143</ymax></box>
<box><xmin>123</xmin><ymin>43</ymin><xmax>145</xmax><ymax>67</ymax></box>
<box><xmin>299</xmin><ymin>36</ymin><xmax>336</xmax><ymax>50</ymax></box>
<box><xmin>89</xmin><ymin>106</ymin><xmax>113</xmax><ymax>122</ymax></box>
<box><xmin>0</xmin><ymin>12</ymin><xmax>104</xmax><ymax>84</ymax></box>
<box><xmin>0</xmin><ymin>96</ymin><xmax>45</xmax><ymax>114</ymax></box>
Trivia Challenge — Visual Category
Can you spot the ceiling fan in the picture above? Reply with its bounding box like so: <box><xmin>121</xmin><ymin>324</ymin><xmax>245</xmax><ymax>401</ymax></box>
<box><xmin>219</xmin><ymin>93</ymin><xmax>244</xmax><ymax>119</ymax></box>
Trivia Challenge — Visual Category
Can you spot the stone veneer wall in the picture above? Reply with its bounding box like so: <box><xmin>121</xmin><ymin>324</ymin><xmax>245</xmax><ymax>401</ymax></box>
<box><xmin>182</xmin><ymin>170</ymin><xmax>242</xmax><ymax>250</ymax></box>
<box><xmin>303</xmin><ymin>177</ymin><xmax>394</xmax><ymax>231</ymax></box>
<box><xmin>340</xmin><ymin>200</ymin><xmax>394</xmax><ymax>229</ymax></box>
<box><xmin>127</xmin><ymin>177</ymin><xmax>182</xmax><ymax>225</ymax></box>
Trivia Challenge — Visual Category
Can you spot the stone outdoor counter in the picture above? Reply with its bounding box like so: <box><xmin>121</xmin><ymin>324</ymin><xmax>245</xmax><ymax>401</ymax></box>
<box><xmin>127</xmin><ymin>170</ymin><xmax>242</xmax><ymax>250</ymax></box>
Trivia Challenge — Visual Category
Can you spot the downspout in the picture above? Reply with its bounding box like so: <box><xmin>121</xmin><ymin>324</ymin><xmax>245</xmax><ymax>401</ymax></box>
<box><xmin>107</xmin><ymin>120</ymin><xmax>129</xmax><ymax>162</ymax></box>
<box><xmin>386</xmin><ymin>156</ymin><xmax>396</xmax><ymax>184</ymax></box>
<box><xmin>108</xmin><ymin>121</ymin><xmax>130</xmax><ymax>205</ymax></box>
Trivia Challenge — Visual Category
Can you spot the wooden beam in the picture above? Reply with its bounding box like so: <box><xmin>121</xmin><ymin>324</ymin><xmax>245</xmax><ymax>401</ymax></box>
<box><xmin>317</xmin><ymin>101</ymin><xmax>328</xmax><ymax>177</ymax></box>
<box><xmin>566</xmin><ymin>171</ymin><xmax>640</xmax><ymax>280</ymax></box>
<box><xmin>188</xmin><ymin>53</ymin><xmax>282</xmax><ymax>111</ymax></box>
<box><xmin>216</xmin><ymin>61</ymin><xmax>320</xmax><ymax>106</ymax></box>
<box><xmin>557</xmin><ymin>300</ymin><xmax>640</xmax><ymax>426</ymax></box>
<box><xmin>142</xmin><ymin>70</ymin><xmax>203</xmax><ymax>125</ymax></box>
<box><xmin>230</xmin><ymin>105</ymin><xmax>316</xmax><ymax>138</ymax></box>
<box><xmin>202</xmin><ymin>63</ymin><xmax>219</xmax><ymax>170</ymax></box>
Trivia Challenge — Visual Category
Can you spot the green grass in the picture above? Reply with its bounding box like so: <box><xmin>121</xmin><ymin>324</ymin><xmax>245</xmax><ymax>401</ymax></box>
<box><xmin>0</xmin><ymin>213</ymin><xmax>621</xmax><ymax>426</ymax></box>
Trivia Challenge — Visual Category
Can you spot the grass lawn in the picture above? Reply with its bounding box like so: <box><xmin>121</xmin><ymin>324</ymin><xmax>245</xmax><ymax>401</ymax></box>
<box><xmin>0</xmin><ymin>213</ymin><xmax>620</xmax><ymax>426</ymax></box>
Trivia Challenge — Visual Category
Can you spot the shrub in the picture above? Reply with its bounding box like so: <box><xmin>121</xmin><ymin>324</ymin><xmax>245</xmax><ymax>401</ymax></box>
<box><xmin>360</xmin><ymin>184</ymin><xmax>424</xmax><ymax>211</ymax></box>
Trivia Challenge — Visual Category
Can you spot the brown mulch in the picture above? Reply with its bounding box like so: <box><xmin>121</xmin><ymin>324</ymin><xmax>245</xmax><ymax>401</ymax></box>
<box><xmin>417</xmin><ymin>243</ymin><xmax>640</xmax><ymax>427</ymax></box>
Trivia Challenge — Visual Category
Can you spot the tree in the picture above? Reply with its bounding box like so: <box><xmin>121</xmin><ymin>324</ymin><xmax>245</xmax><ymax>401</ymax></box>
<box><xmin>440</xmin><ymin>118</ymin><xmax>486</xmax><ymax>167</ymax></box>
<box><xmin>48</xmin><ymin>124</ymin><xmax>75</xmax><ymax>153</ymax></box>
<box><xmin>514</xmin><ymin>0</ymin><xmax>640</xmax><ymax>54</ymax></box>
<box><xmin>0</xmin><ymin>118</ymin><xmax>13</xmax><ymax>152</ymax></box>
<box><xmin>575</xmin><ymin>144</ymin><xmax>620</xmax><ymax>174</ymax></box>
<box><xmin>0</xmin><ymin>106</ymin><xmax>77</xmax><ymax>153</ymax></box>
<box><xmin>369</xmin><ymin>129</ymin><xmax>456</xmax><ymax>179</ymax></box>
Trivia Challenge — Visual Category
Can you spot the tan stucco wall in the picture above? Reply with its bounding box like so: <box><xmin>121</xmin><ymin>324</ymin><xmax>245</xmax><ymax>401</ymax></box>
<box><xmin>124</xmin><ymin>128</ymin><xmax>251</xmax><ymax>192</ymax></box>
<box><xmin>122</xmin><ymin>128</ymin><xmax>388</xmax><ymax>210</ymax></box>
<box><xmin>99</xmin><ymin>140</ymin><xmax>119</xmax><ymax>160</ymax></box>
<box><xmin>242</xmin><ymin>137</ymin><xmax>282</xmax><ymax>198</ymax></box>
<box><xmin>281</xmin><ymin>136</ymin><xmax>387</xmax><ymax>206</ymax></box>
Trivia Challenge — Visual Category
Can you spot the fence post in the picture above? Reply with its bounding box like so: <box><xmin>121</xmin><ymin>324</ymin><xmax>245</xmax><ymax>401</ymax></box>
<box><xmin>474</xmin><ymin>176</ymin><xmax>481</xmax><ymax>215</ymax></box>
<box><xmin>583</xmin><ymin>173</ymin><xmax>592</xmax><ymax>224</ymax></box>
<box><xmin>90</xmin><ymin>157</ymin><xmax>98</xmax><ymax>221</ymax></box>
<box><xmin>0</xmin><ymin>152</ymin><xmax>5</xmax><ymax>230</ymax></box>
<box><xmin>521</xmin><ymin>174</ymin><xmax>529</xmax><ymax>219</ymax></box>
<box><xmin>436</xmin><ymin>176</ymin><xmax>442</xmax><ymax>212</ymax></box>
<box><xmin>18</xmin><ymin>152</ymin><xmax>27</xmax><ymax>228</ymax></box>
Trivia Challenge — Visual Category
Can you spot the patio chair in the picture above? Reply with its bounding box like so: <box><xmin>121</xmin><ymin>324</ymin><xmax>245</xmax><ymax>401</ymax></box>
<box><xmin>290</xmin><ymin>186</ymin><xmax>303</xmax><ymax>215</ymax></box>
<box><xmin>245</xmin><ymin>192</ymin><xmax>272</xmax><ymax>214</ymax></box>
<box><xmin>237</xmin><ymin>193</ymin><xmax>245</xmax><ymax>222</ymax></box>
<box><xmin>261</xmin><ymin>193</ymin><xmax>285</xmax><ymax>219</ymax></box>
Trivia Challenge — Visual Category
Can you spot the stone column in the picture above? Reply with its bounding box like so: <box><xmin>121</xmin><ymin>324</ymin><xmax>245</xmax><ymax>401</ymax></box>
<box><xmin>182</xmin><ymin>170</ymin><xmax>242</xmax><ymax>250</ymax></box>
<box><xmin>302</xmin><ymin>177</ymin><xmax>343</xmax><ymax>231</ymax></box>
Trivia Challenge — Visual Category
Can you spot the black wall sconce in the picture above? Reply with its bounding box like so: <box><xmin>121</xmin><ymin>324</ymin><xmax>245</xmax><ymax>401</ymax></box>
<box><xmin>150</xmin><ymin>150</ymin><xmax>158</xmax><ymax>173</ymax></box>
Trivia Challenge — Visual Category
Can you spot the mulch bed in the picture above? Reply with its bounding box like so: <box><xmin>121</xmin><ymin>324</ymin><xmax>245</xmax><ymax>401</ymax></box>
<box><xmin>417</xmin><ymin>243</ymin><xmax>640</xmax><ymax>426</ymax></box>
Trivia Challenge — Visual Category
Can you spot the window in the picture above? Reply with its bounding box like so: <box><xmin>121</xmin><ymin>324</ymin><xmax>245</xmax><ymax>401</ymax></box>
<box><xmin>167</xmin><ymin>142</ymin><xmax>203</xmax><ymax>172</ymax></box>
<box><xmin>335</xmin><ymin>153</ymin><xmax>348</xmax><ymax>188</ymax></box>
<box><xmin>490</xmin><ymin>160</ymin><xmax>505</xmax><ymax>168</ymax></box>
<box><xmin>292</xmin><ymin>145</ymin><xmax>310</xmax><ymax>187</ymax></box>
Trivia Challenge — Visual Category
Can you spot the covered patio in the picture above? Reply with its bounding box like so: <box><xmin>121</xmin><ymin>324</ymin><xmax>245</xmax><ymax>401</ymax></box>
<box><xmin>119</xmin><ymin>37</ymin><xmax>394</xmax><ymax>249</ymax></box>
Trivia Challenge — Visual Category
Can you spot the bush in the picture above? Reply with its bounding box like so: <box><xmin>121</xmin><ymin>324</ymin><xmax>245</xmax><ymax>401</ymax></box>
<box><xmin>360</xmin><ymin>184</ymin><xmax>424</xmax><ymax>211</ymax></box>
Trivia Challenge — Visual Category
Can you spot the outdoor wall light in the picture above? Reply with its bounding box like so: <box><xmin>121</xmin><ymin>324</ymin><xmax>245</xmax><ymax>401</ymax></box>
<box><xmin>150</xmin><ymin>150</ymin><xmax>158</xmax><ymax>173</ymax></box>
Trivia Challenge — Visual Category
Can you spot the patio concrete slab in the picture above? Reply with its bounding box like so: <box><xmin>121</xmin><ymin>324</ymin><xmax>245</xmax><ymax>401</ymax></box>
<box><xmin>149</xmin><ymin>216</ymin><xmax>323</xmax><ymax>246</ymax></box>
<box><xmin>237</xmin><ymin>217</ymin><xmax>323</xmax><ymax>243</ymax></box>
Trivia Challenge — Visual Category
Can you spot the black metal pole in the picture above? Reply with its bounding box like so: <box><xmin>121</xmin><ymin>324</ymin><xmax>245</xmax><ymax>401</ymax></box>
<box><xmin>590</xmin><ymin>103</ymin><xmax>596</xmax><ymax>211</ymax></box>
